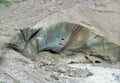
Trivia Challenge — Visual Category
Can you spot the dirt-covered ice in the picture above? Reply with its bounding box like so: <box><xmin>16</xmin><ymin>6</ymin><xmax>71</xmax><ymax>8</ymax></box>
<box><xmin>0</xmin><ymin>0</ymin><xmax>120</xmax><ymax>83</ymax></box>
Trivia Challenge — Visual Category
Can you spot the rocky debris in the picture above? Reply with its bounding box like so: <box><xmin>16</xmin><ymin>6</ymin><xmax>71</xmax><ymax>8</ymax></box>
<box><xmin>0</xmin><ymin>50</ymin><xmax>120</xmax><ymax>83</ymax></box>
<box><xmin>44</xmin><ymin>65</ymin><xmax>93</xmax><ymax>78</ymax></box>
<box><xmin>112</xmin><ymin>73</ymin><xmax>120</xmax><ymax>82</ymax></box>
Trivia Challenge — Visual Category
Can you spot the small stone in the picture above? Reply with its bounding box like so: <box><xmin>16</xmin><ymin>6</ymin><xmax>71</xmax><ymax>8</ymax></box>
<box><xmin>50</xmin><ymin>74</ymin><xmax>59</xmax><ymax>80</ymax></box>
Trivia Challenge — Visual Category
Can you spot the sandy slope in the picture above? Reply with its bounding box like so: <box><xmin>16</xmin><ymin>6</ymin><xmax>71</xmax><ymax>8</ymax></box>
<box><xmin>0</xmin><ymin>0</ymin><xmax>120</xmax><ymax>83</ymax></box>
